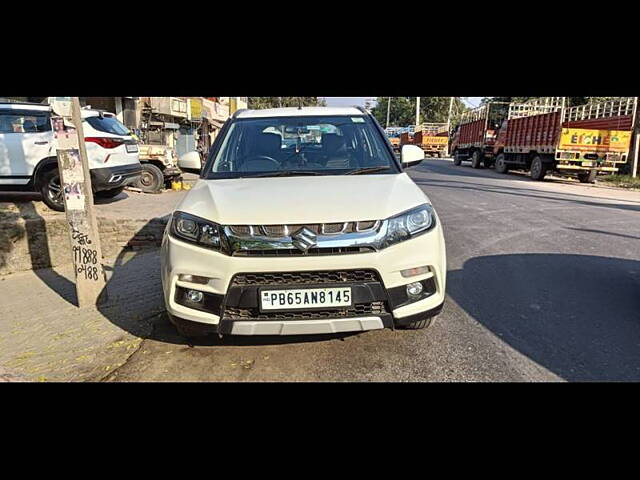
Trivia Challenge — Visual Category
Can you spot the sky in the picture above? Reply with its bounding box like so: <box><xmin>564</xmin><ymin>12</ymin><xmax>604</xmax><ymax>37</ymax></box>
<box><xmin>322</xmin><ymin>97</ymin><xmax>483</xmax><ymax>108</ymax></box>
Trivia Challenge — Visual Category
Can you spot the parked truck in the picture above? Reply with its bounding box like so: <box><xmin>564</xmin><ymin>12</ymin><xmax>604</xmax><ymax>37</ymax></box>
<box><xmin>450</xmin><ymin>102</ymin><xmax>509</xmax><ymax>168</ymax></box>
<box><xmin>414</xmin><ymin>123</ymin><xmax>449</xmax><ymax>157</ymax></box>
<box><xmin>494</xmin><ymin>97</ymin><xmax>636</xmax><ymax>182</ymax></box>
<box><xmin>453</xmin><ymin>97</ymin><xmax>637</xmax><ymax>182</ymax></box>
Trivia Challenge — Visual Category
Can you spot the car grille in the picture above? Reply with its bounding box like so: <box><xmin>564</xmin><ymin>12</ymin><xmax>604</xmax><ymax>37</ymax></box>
<box><xmin>233</xmin><ymin>247</ymin><xmax>374</xmax><ymax>257</ymax></box>
<box><xmin>228</xmin><ymin>221</ymin><xmax>380</xmax><ymax>237</ymax></box>
<box><xmin>231</xmin><ymin>269</ymin><xmax>380</xmax><ymax>286</ymax></box>
<box><xmin>221</xmin><ymin>269</ymin><xmax>389</xmax><ymax>322</ymax></box>
<box><xmin>223</xmin><ymin>302</ymin><xmax>388</xmax><ymax>321</ymax></box>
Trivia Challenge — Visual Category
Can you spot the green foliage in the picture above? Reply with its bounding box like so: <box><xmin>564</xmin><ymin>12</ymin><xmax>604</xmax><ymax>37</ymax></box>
<box><xmin>248</xmin><ymin>97</ymin><xmax>326</xmax><ymax>109</ymax></box>
<box><xmin>371</xmin><ymin>97</ymin><xmax>468</xmax><ymax>128</ymax></box>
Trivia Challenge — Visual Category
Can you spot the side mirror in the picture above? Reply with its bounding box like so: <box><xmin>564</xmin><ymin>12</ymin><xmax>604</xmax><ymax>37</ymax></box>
<box><xmin>401</xmin><ymin>144</ymin><xmax>425</xmax><ymax>168</ymax></box>
<box><xmin>178</xmin><ymin>151</ymin><xmax>203</xmax><ymax>173</ymax></box>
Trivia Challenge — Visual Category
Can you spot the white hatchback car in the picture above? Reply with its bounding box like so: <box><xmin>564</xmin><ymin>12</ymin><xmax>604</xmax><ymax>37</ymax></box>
<box><xmin>0</xmin><ymin>101</ymin><xmax>142</xmax><ymax>211</ymax></box>
<box><xmin>161</xmin><ymin>107</ymin><xmax>446</xmax><ymax>337</ymax></box>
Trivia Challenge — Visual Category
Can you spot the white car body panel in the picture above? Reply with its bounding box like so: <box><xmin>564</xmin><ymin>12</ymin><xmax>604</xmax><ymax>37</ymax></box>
<box><xmin>177</xmin><ymin>173</ymin><xmax>430</xmax><ymax>226</ymax></box>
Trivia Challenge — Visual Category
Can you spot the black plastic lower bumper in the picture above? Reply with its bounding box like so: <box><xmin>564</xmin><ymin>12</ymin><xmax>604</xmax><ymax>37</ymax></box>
<box><xmin>174</xmin><ymin>276</ymin><xmax>440</xmax><ymax>333</ymax></box>
<box><xmin>90</xmin><ymin>163</ymin><xmax>142</xmax><ymax>192</ymax></box>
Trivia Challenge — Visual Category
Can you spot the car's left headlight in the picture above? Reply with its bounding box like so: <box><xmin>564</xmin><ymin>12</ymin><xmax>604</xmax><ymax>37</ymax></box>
<box><xmin>170</xmin><ymin>211</ymin><xmax>222</xmax><ymax>250</ymax></box>
<box><xmin>381</xmin><ymin>204</ymin><xmax>436</xmax><ymax>248</ymax></box>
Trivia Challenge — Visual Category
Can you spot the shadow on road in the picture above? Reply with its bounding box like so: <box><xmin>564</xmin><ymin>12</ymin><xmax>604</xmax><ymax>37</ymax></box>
<box><xmin>447</xmin><ymin>253</ymin><xmax>640</xmax><ymax>381</ymax></box>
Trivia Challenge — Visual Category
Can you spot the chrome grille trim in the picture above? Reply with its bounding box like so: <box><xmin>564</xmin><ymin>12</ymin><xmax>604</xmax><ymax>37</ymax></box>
<box><xmin>224</xmin><ymin>220</ymin><xmax>388</xmax><ymax>256</ymax></box>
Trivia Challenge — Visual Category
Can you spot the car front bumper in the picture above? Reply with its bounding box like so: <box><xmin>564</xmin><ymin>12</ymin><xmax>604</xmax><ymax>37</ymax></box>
<box><xmin>161</xmin><ymin>221</ymin><xmax>447</xmax><ymax>335</ymax></box>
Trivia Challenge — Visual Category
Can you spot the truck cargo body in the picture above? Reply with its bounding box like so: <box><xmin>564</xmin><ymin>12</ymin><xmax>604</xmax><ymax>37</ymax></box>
<box><xmin>496</xmin><ymin>98</ymin><xmax>636</xmax><ymax>181</ymax></box>
<box><xmin>414</xmin><ymin>123</ymin><xmax>449</xmax><ymax>157</ymax></box>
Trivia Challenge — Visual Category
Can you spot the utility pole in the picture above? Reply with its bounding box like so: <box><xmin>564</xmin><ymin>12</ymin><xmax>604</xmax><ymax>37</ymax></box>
<box><xmin>386</xmin><ymin>97</ymin><xmax>391</xmax><ymax>129</ymax></box>
<box><xmin>415</xmin><ymin>97</ymin><xmax>421</xmax><ymax>129</ymax></box>
<box><xmin>446</xmin><ymin>97</ymin><xmax>455</xmax><ymax>156</ymax></box>
<box><xmin>51</xmin><ymin>97</ymin><xmax>107</xmax><ymax>307</ymax></box>
<box><xmin>632</xmin><ymin>97</ymin><xmax>639</xmax><ymax>179</ymax></box>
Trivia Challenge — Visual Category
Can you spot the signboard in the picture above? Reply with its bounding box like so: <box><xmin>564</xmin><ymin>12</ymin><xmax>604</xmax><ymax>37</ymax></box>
<box><xmin>423</xmin><ymin>136</ymin><xmax>449</xmax><ymax>145</ymax></box>
<box><xmin>559</xmin><ymin>128</ymin><xmax>632</xmax><ymax>153</ymax></box>
<box><xmin>189</xmin><ymin>98</ymin><xmax>203</xmax><ymax>120</ymax></box>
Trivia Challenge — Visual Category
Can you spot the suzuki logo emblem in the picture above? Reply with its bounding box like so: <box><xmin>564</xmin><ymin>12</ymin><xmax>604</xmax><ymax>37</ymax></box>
<box><xmin>292</xmin><ymin>227</ymin><xmax>317</xmax><ymax>253</ymax></box>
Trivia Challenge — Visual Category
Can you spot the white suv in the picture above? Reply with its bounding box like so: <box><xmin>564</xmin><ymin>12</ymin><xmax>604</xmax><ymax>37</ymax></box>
<box><xmin>161</xmin><ymin>107</ymin><xmax>446</xmax><ymax>337</ymax></box>
<box><xmin>0</xmin><ymin>102</ymin><xmax>142</xmax><ymax>211</ymax></box>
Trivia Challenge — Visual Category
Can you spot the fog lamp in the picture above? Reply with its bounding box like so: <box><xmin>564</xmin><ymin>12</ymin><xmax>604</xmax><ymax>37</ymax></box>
<box><xmin>406</xmin><ymin>282</ymin><xmax>424</xmax><ymax>297</ymax></box>
<box><xmin>186</xmin><ymin>290</ymin><xmax>204</xmax><ymax>303</ymax></box>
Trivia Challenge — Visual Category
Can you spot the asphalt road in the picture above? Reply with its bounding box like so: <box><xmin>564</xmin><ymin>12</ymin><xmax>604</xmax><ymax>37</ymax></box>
<box><xmin>108</xmin><ymin>160</ymin><xmax>640</xmax><ymax>382</ymax></box>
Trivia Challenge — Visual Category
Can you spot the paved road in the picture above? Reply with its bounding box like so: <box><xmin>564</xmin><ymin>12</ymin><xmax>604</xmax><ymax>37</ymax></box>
<box><xmin>107</xmin><ymin>160</ymin><xmax>640</xmax><ymax>382</ymax></box>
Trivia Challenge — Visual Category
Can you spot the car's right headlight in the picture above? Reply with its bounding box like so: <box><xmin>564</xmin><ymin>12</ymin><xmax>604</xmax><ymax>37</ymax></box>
<box><xmin>381</xmin><ymin>204</ymin><xmax>436</xmax><ymax>249</ymax></box>
<box><xmin>170</xmin><ymin>211</ymin><xmax>222</xmax><ymax>250</ymax></box>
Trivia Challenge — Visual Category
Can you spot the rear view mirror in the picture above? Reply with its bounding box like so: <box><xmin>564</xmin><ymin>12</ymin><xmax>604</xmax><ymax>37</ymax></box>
<box><xmin>401</xmin><ymin>145</ymin><xmax>425</xmax><ymax>168</ymax></box>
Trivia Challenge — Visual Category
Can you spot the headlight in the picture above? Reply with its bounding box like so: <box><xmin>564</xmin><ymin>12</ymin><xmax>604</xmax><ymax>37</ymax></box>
<box><xmin>382</xmin><ymin>204</ymin><xmax>435</xmax><ymax>248</ymax></box>
<box><xmin>170</xmin><ymin>211</ymin><xmax>222</xmax><ymax>250</ymax></box>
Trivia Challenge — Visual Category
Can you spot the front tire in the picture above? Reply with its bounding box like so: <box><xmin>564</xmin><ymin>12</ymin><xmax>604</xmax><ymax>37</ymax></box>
<box><xmin>168</xmin><ymin>314</ymin><xmax>212</xmax><ymax>339</ymax></box>
<box><xmin>471</xmin><ymin>150</ymin><xmax>483</xmax><ymax>169</ymax></box>
<box><xmin>399</xmin><ymin>316</ymin><xmax>434</xmax><ymax>330</ymax></box>
<box><xmin>495</xmin><ymin>153</ymin><xmax>509</xmax><ymax>174</ymax></box>
<box><xmin>136</xmin><ymin>163</ymin><xmax>165</xmax><ymax>193</ymax></box>
<box><xmin>39</xmin><ymin>168</ymin><xmax>65</xmax><ymax>212</ymax></box>
<box><xmin>530</xmin><ymin>155</ymin><xmax>548</xmax><ymax>181</ymax></box>
<box><xmin>453</xmin><ymin>151</ymin><xmax>462</xmax><ymax>165</ymax></box>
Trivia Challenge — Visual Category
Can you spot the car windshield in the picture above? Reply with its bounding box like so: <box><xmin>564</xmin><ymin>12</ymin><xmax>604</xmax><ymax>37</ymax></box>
<box><xmin>207</xmin><ymin>115</ymin><xmax>398</xmax><ymax>178</ymax></box>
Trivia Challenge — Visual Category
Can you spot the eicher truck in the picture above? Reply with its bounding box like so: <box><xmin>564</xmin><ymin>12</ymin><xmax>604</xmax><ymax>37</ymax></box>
<box><xmin>453</xmin><ymin>97</ymin><xmax>637</xmax><ymax>183</ymax></box>
<box><xmin>413</xmin><ymin>123</ymin><xmax>449</xmax><ymax>157</ymax></box>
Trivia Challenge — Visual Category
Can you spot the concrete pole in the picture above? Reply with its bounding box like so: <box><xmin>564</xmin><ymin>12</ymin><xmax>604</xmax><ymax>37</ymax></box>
<box><xmin>386</xmin><ymin>97</ymin><xmax>391</xmax><ymax>129</ymax></box>
<box><xmin>415</xmin><ymin>97</ymin><xmax>421</xmax><ymax>129</ymax></box>
<box><xmin>53</xmin><ymin>97</ymin><xmax>108</xmax><ymax>307</ymax></box>
<box><xmin>446</xmin><ymin>97</ymin><xmax>455</xmax><ymax>157</ymax></box>
<box><xmin>633</xmin><ymin>133</ymin><xmax>639</xmax><ymax>178</ymax></box>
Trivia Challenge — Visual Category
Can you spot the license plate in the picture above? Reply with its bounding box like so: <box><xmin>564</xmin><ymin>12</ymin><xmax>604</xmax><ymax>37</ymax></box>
<box><xmin>126</xmin><ymin>144</ymin><xmax>139</xmax><ymax>153</ymax></box>
<box><xmin>260</xmin><ymin>287</ymin><xmax>352</xmax><ymax>311</ymax></box>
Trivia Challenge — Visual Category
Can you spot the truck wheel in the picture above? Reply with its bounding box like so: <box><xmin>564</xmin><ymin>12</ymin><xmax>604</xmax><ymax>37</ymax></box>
<box><xmin>39</xmin><ymin>168</ymin><xmax>65</xmax><ymax>212</ymax></box>
<box><xmin>578</xmin><ymin>170</ymin><xmax>597</xmax><ymax>183</ymax></box>
<box><xmin>453</xmin><ymin>151</ymin><xmax>462</xmax><ymax>165</ymax></box>
<box><xmin>495</xmin><ymin>153</ymin><xmax>509</xmax><ymax>174</ymax></box>
<box><xmin>399</xmin><ymin>316</ymin><xmax>434</xmax><ymax>330</ymax></box>
<box><xmin>530</xmin><ymin>156</ymin><xmax>548</xmax><ymax>181</ymax></box>
<box><xmin>136</xmin><ymin>164</ymin><xmax>164</xmax><ymax>193</ymax></box>
<box><xmin>471</xmin><ymin>150</ymin><xmax>483</xmax><ymax>169</ymax></box>
<box><xmin>95</xmin><ymin>187</ymin><xmax>125</xmax><ymax>199</ymax></box>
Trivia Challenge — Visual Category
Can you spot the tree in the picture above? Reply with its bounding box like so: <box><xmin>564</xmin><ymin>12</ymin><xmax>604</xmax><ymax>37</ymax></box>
<box><xmin>371</xmin><ymin>97</ymin><xmax>469</xmax><ymax>128</ymax></box>
<box><xmin>248</xmin><ymin>97</ymin><xmax>326</xmax><ymax>109</ymax></box>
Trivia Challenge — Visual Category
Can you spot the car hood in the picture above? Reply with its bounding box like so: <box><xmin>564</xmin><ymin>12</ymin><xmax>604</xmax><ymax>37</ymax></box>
<box><xmin>176</xmin><ymin>173</ymin><xmax>431</xmax><ymax>225</ymax></box>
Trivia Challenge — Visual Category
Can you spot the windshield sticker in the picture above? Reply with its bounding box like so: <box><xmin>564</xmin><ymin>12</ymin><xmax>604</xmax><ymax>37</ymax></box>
<box><xmin>351</xmin><ymin>117</ymin><xmax>365</xmax><ymax>123</ymax></box>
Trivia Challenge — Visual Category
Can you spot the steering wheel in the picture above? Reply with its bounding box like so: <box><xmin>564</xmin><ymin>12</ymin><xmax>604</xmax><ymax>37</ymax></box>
<box><xmin>241</xmin><ymin>155</ymin><xmax>280</xmax><ymax>172</ymax></box>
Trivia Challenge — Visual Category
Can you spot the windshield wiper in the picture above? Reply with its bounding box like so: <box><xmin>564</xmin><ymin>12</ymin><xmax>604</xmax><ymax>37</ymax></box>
<box><xmin>346</xmin><ymin>166</ymin><xmax>392</xmax><ymax>175</ymax></box>
<box><xmin>245</xmin><ymin>170</ymin><xmax>324</xmax><ymax>178</ymax></box>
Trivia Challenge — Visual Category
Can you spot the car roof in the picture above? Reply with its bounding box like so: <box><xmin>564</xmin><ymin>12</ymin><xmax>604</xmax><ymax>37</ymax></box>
<box><xmin>0</xmin><ymin>102</ymin><xmax>51</xmax><ymax>112</ymax></box>
<box><xmin>0</xmin><ymin>102</ymin><xmax>113</xmax><ymax>119</ymax></box>
<box><xmin>235</xmin><ymin>106</ymin><xmax>365</xmax><ymax>119</ymax></box>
